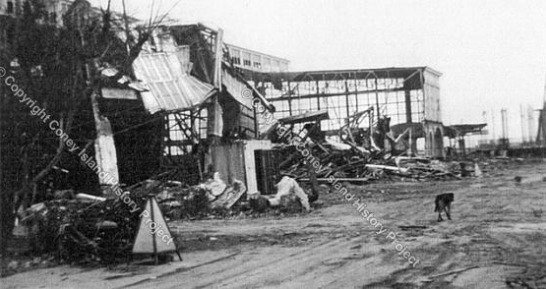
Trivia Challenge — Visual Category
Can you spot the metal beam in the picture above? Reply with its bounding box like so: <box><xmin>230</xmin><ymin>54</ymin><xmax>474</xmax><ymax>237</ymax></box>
<box><xmin>267</xmin><ymin>87</ymin><xmax>406</xmax><ymax>102</ymax></box>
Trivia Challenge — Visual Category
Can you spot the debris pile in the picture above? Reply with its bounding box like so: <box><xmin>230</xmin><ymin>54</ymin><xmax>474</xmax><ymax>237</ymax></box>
<box><xmin>157</xmin><ymin>174</ymin><xmax>315</xmax><ymax>218</ymax></box>
<box><xmin>14</xmin><ymin>169</ymin><xmax>317</xmax><ymax>266</ymax></box>
<box><xmin>19</xmin><ymin>193</ymin><xmax>145</xmax><ymax>264</ymax></box>
<box><xmin>277</xmin><ymin>141</ymin><xmax>484</xmax><ymax>183</ymax></box>
<box><xmin>156</xmin><ymin>174</ymin><xmax>248</xmax><ymax>219</ymax></box>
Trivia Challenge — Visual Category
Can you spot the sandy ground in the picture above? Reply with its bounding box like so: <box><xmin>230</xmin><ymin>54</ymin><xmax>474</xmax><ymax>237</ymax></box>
<box><xmin>2</xmin><ymin>160</ymin><xmax>546</xmax><ymax>289</ymax></box>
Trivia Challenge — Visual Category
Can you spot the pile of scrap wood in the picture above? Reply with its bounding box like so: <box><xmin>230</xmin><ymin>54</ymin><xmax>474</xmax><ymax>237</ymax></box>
<box><xmin>156</xmin><ymin>174</ymin><xmax>247</xmax><ymax>219</ymax></box>
<box><xmin>267</xmin><ymin>109</ymin><xmax>484</xmax><ymax>183</ymax></box>
<box><xmin>13</xmin><ymin>166</ymin><xmax>318</xmax><ymax>265</ymax></box>
<box><xmin>157</xmin><ymin>173</ymin><xmax>316</xmax><ymax>217</ymax></box>
<box><xmin>277</xmin><ymin>142</ymin><xmax>482</xmax><ymax>183</ymax></box>
<box><xmin>18</xmin><ymin>191</ymin><xmax>147</xmax><ymax>264</ymax></box>
<box><xmin>262</xmin><ymin>106</ymin><xmax>473</xmax><ymax>183</ymax></box>
<box><xmin>14</xmin><ymin>173</ymin><xmax>249</xmax><ymax>264</ymax></box>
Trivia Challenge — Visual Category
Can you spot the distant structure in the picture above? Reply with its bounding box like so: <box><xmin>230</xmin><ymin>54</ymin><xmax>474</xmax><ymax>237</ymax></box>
<box><xmin>0</xmin><ymin>0</ymin><xmax>73</xmax><ymax>26</ymax></box>
<box><xmin>0</xmin><ymin>0</ymin><xmax>18</xmax><ymax>15</ymax></box>
<box><xmin>226</xmin><ymin>43</ymin><xmax>289</xmax><ymax>73</ymax></box>
<box><xmin>246</xmin><ymin>67</ymin><xmax>451</xmax><ymax>158</ymax></box>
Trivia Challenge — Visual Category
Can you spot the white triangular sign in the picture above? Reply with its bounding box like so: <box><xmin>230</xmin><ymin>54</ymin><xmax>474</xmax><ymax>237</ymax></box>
<box><xmin>133</xmin><ymin>197</ymin><xmax>176</xmax><ymax>254</ymax></box>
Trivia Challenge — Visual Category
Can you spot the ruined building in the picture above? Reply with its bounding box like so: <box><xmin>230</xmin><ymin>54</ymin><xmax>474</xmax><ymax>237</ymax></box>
<box><xmin>243</xmin><ymin>67</ymin><xmax>447</xmax><ymax>158</ymax></box>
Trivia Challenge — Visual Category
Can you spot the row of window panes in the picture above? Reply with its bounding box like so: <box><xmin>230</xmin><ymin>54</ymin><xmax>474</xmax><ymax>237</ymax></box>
<box><xmin>232</xmin><ymin>56</ymin><xmax>287</xmax><ymax>72</ymax></box>
<box><xmin>229</xmin><ymin>47</ymin><xmax>287</xmax><ymax>71</ymax></box>
<box><xmin>291</xmin><ymin>78</ymin><xmax>406</xmax><ymax>94</ymax></box>
<box><xmin>6</xmin><ymin>1</ymin><xmax>14</xmax><ymax>13</ymax></box>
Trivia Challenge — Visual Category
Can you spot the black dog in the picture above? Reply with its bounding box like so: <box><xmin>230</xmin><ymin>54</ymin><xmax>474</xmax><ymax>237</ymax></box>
<box><xmin>434</xmin><ymin>193</ymin><xmax>454</xmax><ymax>221</ymax></box>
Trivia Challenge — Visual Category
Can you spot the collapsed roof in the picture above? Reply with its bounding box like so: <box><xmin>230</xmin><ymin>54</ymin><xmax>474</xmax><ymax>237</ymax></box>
<box><xmin>133</xmin><ymin>51</ymin><xmax>216</xmax><ymax>113</ymax></box>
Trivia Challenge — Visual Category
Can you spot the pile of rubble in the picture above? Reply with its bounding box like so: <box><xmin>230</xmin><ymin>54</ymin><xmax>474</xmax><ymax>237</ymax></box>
<box><xmin>267</xmin><ymin>110</ymin><xmax>485</xmax><ymax>184</ymax></box>
<box><xmin>156</xmin><ymin>173</ymin><xmax>316</xmax><ymax>219</ymax></box>
<box><xmin>11</xmin><ymin>108</ymin><xmax>491</xmax><ymax>266</ymax></box>
<box><xmin>275</xmin><ymin>139</ymin><xmax>484</xmax><ymax>186</ymax></box>
<box><xmin>13</xmin><ymin>169</ymin><xmax>318</xmax><ymax>266</ymax></box>
<box><xmin>18</xmin><ymin>194</ymin><xmax>145</xmax><ymax>264</ymax></box>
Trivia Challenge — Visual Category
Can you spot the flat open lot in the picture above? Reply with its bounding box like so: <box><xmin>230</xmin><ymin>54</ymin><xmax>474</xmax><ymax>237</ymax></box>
<box><xmin>3</xmin><ymin>160</ymin><xmax>546</xmax><ymax>289</ymax></box>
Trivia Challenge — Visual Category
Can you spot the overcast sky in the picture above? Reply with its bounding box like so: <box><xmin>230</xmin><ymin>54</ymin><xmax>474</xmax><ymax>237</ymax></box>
<box><xmin>95</xmin><ymin>0</ymin><xmax>546</xmax><ymax>143</ymax></box>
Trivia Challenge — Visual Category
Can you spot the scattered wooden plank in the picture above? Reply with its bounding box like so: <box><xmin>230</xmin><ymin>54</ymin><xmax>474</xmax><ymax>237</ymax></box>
<box><xmin>297</xmin><ymin>177</ymin><xmax>370</xmax><ymax>183</ymax></box>
<box><xmin>428</xmin><ymin>266</ymin><xmax>479</xmax><ymax>278</ymax></box>
<box><xmin>398</xmin><ymin>225</ymin><xmax>428</xmax><ymax>230</ymax></box>
<box><xmin>365</xmin><ymin>164</ymin><xmax>409</xmax><ymax>173</ymax></box>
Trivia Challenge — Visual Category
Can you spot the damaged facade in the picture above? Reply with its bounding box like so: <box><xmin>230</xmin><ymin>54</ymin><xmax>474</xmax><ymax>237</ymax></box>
<box><xmin>2</xmin><ymin>13</ymin><xmax>473</xmax><ymax>200</ymax></box>
<box><xmin>91</xmin><ymin>24</ymin><xmax>277</xmax><ymax>198</ymax></box>
<box><xmin>243</xmin><ymin>67</ymin><xmax>447</xmax><ymax>158</ymax></box>
<box><xmin>91</xmin><ymin>25</ymin><xmax>463</xmax><ymax>197</ymax></box>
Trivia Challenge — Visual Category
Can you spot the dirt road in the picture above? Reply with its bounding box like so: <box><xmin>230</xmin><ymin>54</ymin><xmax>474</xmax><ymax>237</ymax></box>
<box><xmin>122</xmin><ymin>160</ymin><xmax>544</xmax><ymax>289</ymax></box>
<box><xmin>3</xmin><ymin>160</ymin><xmax>545</xmax><ymax>288</ymax></box>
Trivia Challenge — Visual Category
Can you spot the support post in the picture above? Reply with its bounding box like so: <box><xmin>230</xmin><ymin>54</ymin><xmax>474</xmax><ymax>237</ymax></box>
<box><xmin>354</xmin><ymin>73</ymin><xmax>359</xmax><ymax>110</ymax></box>
<box><xmin>405</xmin><ymin>89</ymin><xmax>412</xmax><ymax>123</ymax></box>
<box><xmin>345</xmin><ymin>80</ymin><xmax>350</xmax><ymax>118</ymax></box>
<box><xmin>287</xmin><ymin>79</ymin><xmax>292</xmax><ymax>114</ymax></box>
<box><xmin>316</xmin><ymin>80</ymin><xmax>320</xmax><ymax>110</ymax></box>
<box><xmin>375</xmin><ymin>77</ymin><xmax>380</xmax><ymax>121</ymax></box>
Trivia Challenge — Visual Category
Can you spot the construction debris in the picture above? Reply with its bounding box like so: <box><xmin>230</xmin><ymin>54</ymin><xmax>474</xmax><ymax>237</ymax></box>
<box><xmin>270</xmin><ymin>110</ymin><xmax>487</xmax><ymax>184</ymax></box>
<box><xmin>277</xmin><ymin>142</ymin><xmax>478</xmax><ymax>183</ymax></box>
<box><xmin>18</xmin><ymin>195</ymin><xmax>145</xmax><ymax>264</ymax></box>
<box><xmin>12</xmin><ymin>174</ymin><xmax>247</xmax><ymax>265</ymax></box>
<box><xmin>11</xmin><ymin>106</ymin><xmax>488</xmax><ymax>267</ymax></box>
<box><xmin>266</xmin><ymin>176</ymin><xmax>311</xmax><ymax>212</ymax></box>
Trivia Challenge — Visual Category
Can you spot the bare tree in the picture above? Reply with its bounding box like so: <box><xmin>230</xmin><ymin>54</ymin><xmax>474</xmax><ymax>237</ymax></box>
<box><xmin>0</xmin><ymin>0</ymin><xmax>177</xmax><ymax>255</ymax></box>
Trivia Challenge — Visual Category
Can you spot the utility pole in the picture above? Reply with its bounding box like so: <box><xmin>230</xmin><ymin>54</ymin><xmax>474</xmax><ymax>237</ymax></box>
<box><xmin>538</xmin><ymin>106</ymin><xmax>546</xmax><ymax>146</ymax></box>
<box><xmin>482</xmin><ymin>110</ymin><xmax>487</xmax><ymax>146</ymax></box>
<box><xmin>536</xmin><ymin>70</ymin><xmax>546</xmax><ymax>146</ymax></box>
<box><xmin>538</xmin><ymin>69</ymin><xmax>546</xmax><ymax>146</ymax></box>
<box><xmin>491</xmin><ymin>108</ymin><xmax>496</xmax><ymax>143</ymax></box>
<box><xmin>501</xmin><ymin>108</ymin><xmax>508</xmax><ymax>140</ymax></box>
<box><xmin>520</xmin><ymin>104</ymin><xmax>526</xmax><ymax>144</ymax></box>
<box><xmin>528</xmin><ymin>105</ymin><xmax>535</xmax><ymax>145</ymax></box>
